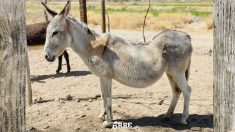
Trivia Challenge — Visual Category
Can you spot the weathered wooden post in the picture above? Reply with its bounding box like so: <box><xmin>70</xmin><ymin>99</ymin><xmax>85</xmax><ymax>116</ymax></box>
<box><xmin>43</xmin><ymin>0</ymin><xmax>49</xmax><ymax>21</ymax></box>
<box><xmin>101</xmin><ymin>0</ymin><xmax>106</xmax><ymax>33</ymax></box>
<box><xmin>0</xmin><ymin>0</ymin><xmax>27</xmax><ymax>131</ymax></box>
<box><xmin>213</xmin><ymin>0</ymin><xmax>235</xmax><ymax>131</ymax></box>
<box><xmin>79</xmin><ymin>0</ymin><xmax>87</xmax><ymax>24</ymax></box>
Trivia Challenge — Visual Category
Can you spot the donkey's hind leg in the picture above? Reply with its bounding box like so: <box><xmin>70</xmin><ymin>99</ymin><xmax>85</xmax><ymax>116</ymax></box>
<box><xmin>165</xmin><ymin>73</ymin><xmax>181</xmax><ymax>118</ymax></box>
<box><xmin>56</xmin><ymin>54</ymin><xmax>63</xmax><ymax>73</ymax></box>
<box><xmin>63</xmin><ymin>50</ymin><xmax>71</xmax><ymax>73</ymax></box>
<box><xmin>173</xmin><ymin>73</ymin><xmax>191</xmax><ymax>125</ymax></box>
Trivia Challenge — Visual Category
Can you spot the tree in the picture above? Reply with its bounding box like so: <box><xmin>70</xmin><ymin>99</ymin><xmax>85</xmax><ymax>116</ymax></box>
<box><xmin>0</xmin><ymin>0</ymin><xmax>27</xmax><ymax>131</ymax></box>
<box><xmin>79</xmin><ymin>0</ymin><xmax>87</xmax><ymax>24</ymax></box>
<box><xmin>213</xmin><ymin>0</ymin><xmax>235</xmax><ymax>131</ymax></box>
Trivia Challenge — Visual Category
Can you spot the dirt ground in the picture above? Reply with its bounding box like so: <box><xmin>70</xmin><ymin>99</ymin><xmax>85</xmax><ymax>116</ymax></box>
<box><xmin>26</xmin><ymin>23</ymin><xmax>213</xmax><ymax>132</ymax></box>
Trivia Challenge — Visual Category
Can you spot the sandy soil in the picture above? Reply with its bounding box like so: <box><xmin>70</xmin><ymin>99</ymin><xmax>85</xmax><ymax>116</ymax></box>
<box><xmin>26</xmin><ymin>23</ymin><xmax>213</xmax><ymax>132</ymax></box>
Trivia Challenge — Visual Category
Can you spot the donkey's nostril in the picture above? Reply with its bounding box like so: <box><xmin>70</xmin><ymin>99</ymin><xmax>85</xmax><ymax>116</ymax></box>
<box><xmin>45</xmin><ymin>55</ymin><xmax>49</xmax><ymax>59</ymax></box>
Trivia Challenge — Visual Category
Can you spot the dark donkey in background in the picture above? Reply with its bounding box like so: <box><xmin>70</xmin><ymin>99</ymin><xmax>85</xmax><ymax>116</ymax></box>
<box><xmin>26</xmin><ymin>22</ymin><xmax>71</xmax><ymax>73</ymax></box>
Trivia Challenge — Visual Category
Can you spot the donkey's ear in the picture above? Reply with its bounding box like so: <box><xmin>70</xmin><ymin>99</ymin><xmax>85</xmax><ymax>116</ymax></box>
<box><xmin>59</xmin><ymin>1</ymin><xmax>71</xmax><ymax>17</ymax></box>
<box><xmin>41</xmin><ymin>2</ymin><xmax>57</xmax><ymax>17</ymax></box>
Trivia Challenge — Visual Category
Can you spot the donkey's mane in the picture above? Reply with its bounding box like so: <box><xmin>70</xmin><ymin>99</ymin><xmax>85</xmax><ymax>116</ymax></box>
<box><xmin>67</xmin><ymin>16</ymin><xmax>93</xmax><ymax>35</ymax></box>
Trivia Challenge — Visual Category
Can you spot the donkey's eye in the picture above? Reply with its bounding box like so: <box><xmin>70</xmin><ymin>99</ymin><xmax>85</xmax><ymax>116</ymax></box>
<box><xmin>52</xmin><ymin>31</ymin><xmax>59</xmax><ymax>37</ymax></box>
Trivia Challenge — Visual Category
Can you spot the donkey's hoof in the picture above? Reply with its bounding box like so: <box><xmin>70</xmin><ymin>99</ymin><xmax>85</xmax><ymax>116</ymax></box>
<box><xmin>102</xmin><ymin>121</ymin><xmax>112</xmax><ymax>128</ymax></box>
<box><xmin>162</xmin><ymin>113</ymin><xmax>172</xmax><ymax>120</ymax></box>
<box><xmin>98</xmin><ymin>115</ymin><xmax>105</xmax><ymax>122</ymax></box>
<box><xmin>179</xmin><ymin>120</ymin><xmax>187</xmax><ymax>125</ymax></box>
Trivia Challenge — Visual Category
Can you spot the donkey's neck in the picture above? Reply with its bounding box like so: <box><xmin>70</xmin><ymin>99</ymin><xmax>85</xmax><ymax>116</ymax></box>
<box><xmin>67</xmin><ymin>18</ymin><xmax>97</xmax><ymax>58</ymax></box>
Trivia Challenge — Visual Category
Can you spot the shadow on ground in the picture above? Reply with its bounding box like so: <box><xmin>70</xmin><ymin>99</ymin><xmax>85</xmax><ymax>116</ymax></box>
<box><xmin>114</xmin><ymin>114</ymin><xmax>213</xmax><ymax>130</ymax></box>
<box><xmin>31</xmin><ymin>71</ymin><xmax>91</xmax><ymax>83</ymax></box>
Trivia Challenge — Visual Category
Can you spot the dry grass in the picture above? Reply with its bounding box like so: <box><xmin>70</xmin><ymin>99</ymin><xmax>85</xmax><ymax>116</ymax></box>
<box><xmin>87</xmin><ymin>12</ymin><xmax>144</xmax><ymax>30</ymax></box>
<box><xmin>27</xmin><ymin>11</ymin><xmax>210</xmax><ymax>31</ymax></box>
<box><xmin>148</xmin><ymin>13</ymin><xmax>192</xmax><ymax>30</ymax></box>
<box><xmin>26</xmin><ymin>2</ymin><xmax>211</xmax><ymax>31</ymax></box>
<box><xmin>203</xmin><ymin>17</ymin><xmax>214</xmax><ymax>30</ymax></box>
<box><xmin>84</xmin><ymin>12</ymin><xmax>192</xmax><ymax>31</ymax></box>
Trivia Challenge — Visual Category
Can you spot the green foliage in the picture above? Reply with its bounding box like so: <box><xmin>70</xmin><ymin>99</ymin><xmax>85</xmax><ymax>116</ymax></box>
<box><xmin>151</xmin><ymin>10</ymin><xmax>160</xmax><ymax>16</ymax></box>
<box><xmin>87</xmin><ymin>6</ymin><xmax>211</xmax><ymax>17</ymax></box>
<box><xmin>190</xmin><ymin>10</ymin><xmax>211</xmax><ymax>16</ymax></box>
<box><xmin>26</xmin><ymin>1</ymin><xmax>212</xmax><ymax>17</ymax></box>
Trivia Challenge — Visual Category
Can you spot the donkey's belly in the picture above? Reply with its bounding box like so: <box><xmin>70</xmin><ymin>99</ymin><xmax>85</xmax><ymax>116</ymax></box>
<box><xmin>114</xmin><ymin>77</ymin><xmax>158</xmax><ymax>88</ymax></box>
<box><xmin>112</xmin><ymin>64</ymin><xmax>165</xmax><ymax>88</ymax></box>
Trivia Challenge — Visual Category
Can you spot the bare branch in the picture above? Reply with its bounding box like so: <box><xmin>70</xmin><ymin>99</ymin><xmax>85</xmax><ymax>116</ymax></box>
<box><xmin>106</xmin><ymin>11</ymin><xmax>110</xmax><ymax>33</ymax></box>
<box><xmin>143</xmin><ymin>0</ymin><xmax>151</xmax><ymax>43</ymax></box>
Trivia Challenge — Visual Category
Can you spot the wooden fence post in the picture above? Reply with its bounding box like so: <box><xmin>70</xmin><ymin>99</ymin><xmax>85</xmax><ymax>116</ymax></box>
<box><xmin>0</xmin><ymin>0</ymin><xmax>27</xmax><ymax>131</ymax></box>
<box><xmin>213</xmin><ymin>0</ymin><xmax>235</xmax><ymax>131</ymax></box>
<box><xmin>43</xmin><ymin>0</ymin><xmax>49</xmax><ymax>21</ymax></box>
<box><xmin>79</xmin><ymin>0</ymin><xmax>87</xmax><ymax>24</ymax></box>
<box><xmin>101</xmin><ymin>0</ymin><xmax>106</xmax><ymax>33</ymax></box>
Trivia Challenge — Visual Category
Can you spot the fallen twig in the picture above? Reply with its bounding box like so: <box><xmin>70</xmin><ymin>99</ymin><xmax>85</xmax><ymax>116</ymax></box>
<box><xmin>34</xmin><ymin>97</ymin><xmax>54</xmax><ymax>104</ymax></box>
<box><xmin>33</xmin><ymin>94</ymin><xmax>132</xmax><ymax>104</ymax></box>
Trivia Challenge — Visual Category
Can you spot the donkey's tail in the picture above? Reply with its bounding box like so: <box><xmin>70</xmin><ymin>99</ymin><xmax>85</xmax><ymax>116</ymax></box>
<box><xmin>185</xmin><ymin>59</ymin><xmax>191</xmax><ymax>81</ymax></box>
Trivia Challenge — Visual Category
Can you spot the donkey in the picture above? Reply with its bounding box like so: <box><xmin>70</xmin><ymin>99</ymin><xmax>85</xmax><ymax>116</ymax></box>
<box><xmin>56</xmin><ymin>50</ymin><xmax>70</xmax><ymax>73</ymax></box>
<box><xmin>42</xmin><ymin>1</ymin><xmax>192</xmax><ymax>127</ymax></box>
<box><xmin>26</xmin><ymin>21</ymin><xmax>71</xmax><ymax>73</ymax></box>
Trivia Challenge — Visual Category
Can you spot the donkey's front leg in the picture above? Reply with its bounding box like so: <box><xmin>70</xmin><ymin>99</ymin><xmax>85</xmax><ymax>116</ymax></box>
<box><xmin>99</xmin><ymin>77</ymin><xmax>113</xmax><ymax>128</ymax></box>
<box><xmin>56</xmin><ymin>54</ymin><xmax>63</xmax><ymax>73</ymax></box>
<box><xmin>63</xmin><ymin>50</ymin><xmax>71</xmax><ymax>73</ymax></box>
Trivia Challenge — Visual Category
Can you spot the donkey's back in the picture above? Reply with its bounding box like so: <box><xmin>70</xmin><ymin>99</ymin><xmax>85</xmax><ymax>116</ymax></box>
<box><xmin>151</xmin><ymin>29</ymin><xmax>192</xmax><ymax>59</ymax></box>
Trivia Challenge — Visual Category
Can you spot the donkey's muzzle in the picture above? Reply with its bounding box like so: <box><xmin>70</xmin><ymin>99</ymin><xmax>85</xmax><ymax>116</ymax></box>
<box><xmin>45</xmin><ymin>54</ymin><xmax>55</xmax><ymax>62</ymax></box>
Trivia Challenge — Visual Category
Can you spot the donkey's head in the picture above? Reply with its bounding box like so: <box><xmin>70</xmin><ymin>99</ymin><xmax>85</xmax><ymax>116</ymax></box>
<box><xmin>42</xmin><ymin>1</ymin><xmax>71</xmax><ymax>62</ymax></box>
